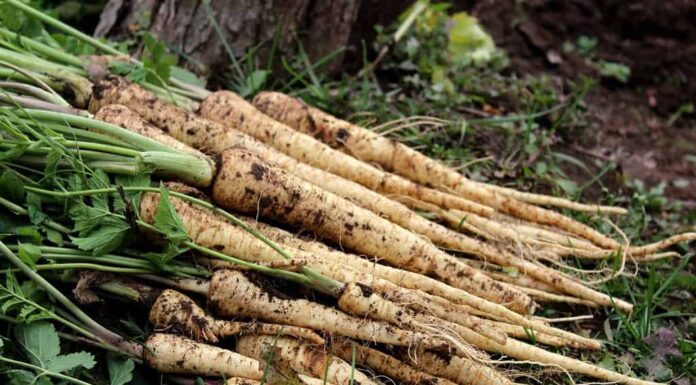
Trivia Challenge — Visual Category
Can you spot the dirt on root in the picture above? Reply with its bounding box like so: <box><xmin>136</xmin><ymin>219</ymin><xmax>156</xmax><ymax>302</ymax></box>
<box><xmin>468</xmin><ymin>0</ymin><xmax>696</xmax><ymax>201</ymax></box>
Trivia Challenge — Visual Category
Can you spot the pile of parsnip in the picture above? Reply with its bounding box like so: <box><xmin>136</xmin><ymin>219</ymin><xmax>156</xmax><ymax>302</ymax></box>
<box><xmin>0</xmin><ymin>2</ymin><xmax>694</xmax><ymax>385</ymax></box>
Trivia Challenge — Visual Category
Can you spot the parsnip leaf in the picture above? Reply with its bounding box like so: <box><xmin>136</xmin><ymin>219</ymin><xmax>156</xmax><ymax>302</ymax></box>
<box><xmin>0</xmin><ymin>171</ymin><xmax>25</xmax><ymax>203</ymax></box>
<box><xmin>153</xmin><ymin>185</ymin><xmax>188</xmax><ymax>245</ymax></box>
<box><xmin>107</xmin><ymin>353</ymin><xmax>135</xmax><ymax>385</ymax></box>
<box><xmin>70</xmin><ymin>216</ymin><xmax>130</xmax><ymax>256</ymax></box>
<box><xmin>113</xmin><ymin>174</ymin><xmax>151</xmax><ymax>215</ymax></box>
<box><xmin>17</xmin><ymin>243</ymin><xmax>41</xmax><ymax>268</ymax></box>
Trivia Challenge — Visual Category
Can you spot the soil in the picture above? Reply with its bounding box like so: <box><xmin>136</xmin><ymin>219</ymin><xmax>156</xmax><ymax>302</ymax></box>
<box><xmin>468</xmin><ymin>0</ymin><xmax>696</xmax><ymax>201</ymax></box>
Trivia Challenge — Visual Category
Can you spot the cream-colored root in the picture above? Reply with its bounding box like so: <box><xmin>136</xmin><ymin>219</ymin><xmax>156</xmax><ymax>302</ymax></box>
<box><xmin>236</xmin><ymin>335</ymin><xmax>378</xmax><ymax>385</ymax></box>
<box><xmin>143</xmin><ymin>333</ymin><xmax>263</xmax><ymax>380</ymax></box>
<box><xmin>211</xmin><ymin>149</ymin><xmax>533</xmax><ymax>313</ymax></box>
<box><xmin>240</xmin><ymin>216</ymin><xmax>608</xmax><ymax>348</ymax></box>
<box><xmin>329</xmin><ymin>338</ymin><xmax>458</xmax><ymax>385</ymax></box>
<box><xmin>490</xmin><ymin>212</ymin><xmax>602</xmax><ymax>250</ymax></box>
<box><xmin>512</xmin><ymin>285</ymin><xmax>600</xmax><ymax>307</ymax></box>
<box><xmin>209</xmin><ymin>270</ymin><xmax>447</xmax><ymax>349</ymax></box>
<box><xmin>479</xmin><ymin>269</ymin><xmax>559</xmax><ymax>293</ymax></box>
<box><xmin>399</xmin><ymin>198</ymin><xmax>602</xmax><ymax>260</ymax></box>
<box><xmin>474</xmin><ymin>181</ymin><xmax>628</xmax><ymax>215</ymax></box>
<box><xmin>95</xmin><ymin>104</ymin><xmax>216</xmax><ymax>170</ymax></box>
<box><xmin>206</xmin><ymin>256</ymin><xmax>509</xmax><ymax>346</ymax></box>
<box><xmin>371</xmin><ymin>196</ymin><xmax>634</xmax><ymax>311</ymax></box>
<box><xmin>337</xmin><ymin>281</ymin><xmax>489</xmax><ymax>360</ymax></box>
<box><xmin>447</xmin><ymin>325</ymin><xmax>662</xmax><ymax>385</ymax></box>
<box><xmin>251</xmin><ymin>91</ymin><xmax>627</xmax><ymax>249</ymax></box>
<box><xmin>304</xmin><ymin>260</ymin><xmax>509</xmax><ymax>345</ymax></box>
<box><xmin>400</xmin><ymin>348</ymin><xmax>515</xmax><ymax>385</ymax></box>
<box><xmin>149</xmin><ymin>289</ymin><xmax>325</xmax><ymax>344</ymax></box>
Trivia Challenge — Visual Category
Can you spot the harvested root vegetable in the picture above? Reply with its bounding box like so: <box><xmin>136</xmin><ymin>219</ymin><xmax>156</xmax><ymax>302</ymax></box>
<box><xmin>236</xmin><ymin>334</ymin><xmax>378</xmax><ymax>385</ymax></box>
<box><xmin>240</xmin><ymin>216</ymin><xmax>603</xmax><ymax>347</ymax></box>
<box><xmin>94</xmin><ymin>104</ymin><xmax>215</xmax><ymax>170</ymax></box>
<box><xmin>250</xmin><ymin>91</ymin><xmax>629</xmax><ymax>248</ymax></box>
<box><xmin>337</xmin><ymin>282</ymin><xmax>601</xmax><ymax>355</ymax></box>
<box><xmin>89</xmin><ymin>77</ymin><xmax>489</xmax><ymax>216</ymax></box>
<box><xmin>302</xmin><ymin>260</ymin><xmax>508</xmax><ymax>345</ymax></box>
<box><xmin>209</xmin><ymin>269</ymin><xmax>446</xmax><ymax>349</ymax></box>
<box><xmin>143</xmin><ymin>333</ymin><xmax>263</xmax><ymax>380</ymax></box>
<box><xmin>97</xmin><ymin>103</ymin><xmax>497</xmax><ymax>270</ymax></box>
<box><xmin>210</xmin><ymin>148</ymin><xmax>532</xmax><ymax>312</ymax></box>
<box><xmin>198</xmin><ymin>90</ymin><xmax>495</xmax><ymax>215</ymax></box>
<box><xmin>329</xmin><ymin>338</ymin><xmax>457</xmax><ymax>385</ymax></box>
<box><xmin>223</xmin><ymin>379</ymin><xmax>261</xmax><ymax>385</ymax></box>
<box><xmin>149</xmin><ymin>289</ymin><xmax>324</xmax><ymax>344</ymax></box>
<box><xmin>98</xmin><ymin>102</ymin><xmax>545</xmax><ymax>309</ymax></box>
<box><xmin>430</xmin><ymin>322</ymin><xmax>661</xmax><ymax>385</ymax></box>
<box><xmin>399</xmin><ymin>348</ymin><xmax>514</xmax><ymax>385</ymax></box>
<box><xmin>141</xmin><ymin>183</ymin><xmax>507</xmax><ymax>345</ymax></box>
<box><xmin>336</xmin><ymin>282</ymin><xmax>488</xmax><ymax>359</ymax></box>
<box><xmin>222</xmin><ymin>377</ymin><xmax>329</xmax><ymax>385</ymax></box>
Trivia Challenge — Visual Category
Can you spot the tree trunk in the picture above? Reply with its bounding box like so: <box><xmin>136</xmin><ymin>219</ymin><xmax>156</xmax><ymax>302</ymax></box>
<box><xmin>94</xmin><ymin>0</ymin><xmax>362</xmax><ymax>78</ymax></box>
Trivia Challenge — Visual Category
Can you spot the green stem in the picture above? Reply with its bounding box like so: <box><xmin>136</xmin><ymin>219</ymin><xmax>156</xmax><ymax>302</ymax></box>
<box><xmin>21</xmin><ymin>121</ymin><xmax>136</xmax><ymax>148</ymax></box>
<box><xmin>0</xmin><ymin>195</ymin><xmax>71</xmax><ymax>234</ymax></box>
<box><xmin>0</xmin><ymin>240</ymin><xmax>123</xmax><ymax>345</ymax></box>
<box><xmin>3</xmin><ymin>0</ymin><xmax>121</xmax><ymax>56</ymax></box>
<box><xmin>6</xmin><ymin>246</ymin><xmax>206</xmax><ymax>276</ymax></box>
<box><xmin>0</xmin><ymin>68</ymin><xmax>63</xmax><ymax>93</ymax></box>
<box><xmin>96</xmin><ymin>279</ymin><xmax>161</xmax><ymax>306</ymax></box>
<box><xmin>5</xmin><ymin>0</ymin><xmax>209</xmax><ymax>99</ymax></box>
<box><xmin>15</xmin><ymin>156</ymin><xmax>143</xmax><ymax>175</ymax></box>
<box><xmin>0</xmin><ymin>356</ymin><xmax>94</xmax><ymax>385</ymax></box>
<box><xmin>0</xmin><ymin>92</ymin><xmax>76</xmax><ymax>114</ymax></box>
<box><xmin>57</xmin><ymin>332</ymin><xmax>140</xmax><ymax>362</ymax></box>
<box><xmin>14</xmin><ymin>108</ymin><xmax>181</xmax><ymax>153</ymax></box>
<box><xmin>1</xmin><ymin>263</ymin><xmax>154</xmax><ymax>274</ymax></box>
<box><xmin>0</xmin><ymin>80</ymin><xmax>70</xmax><ymax>106</ymax></box>
<box><xmin>0</xmin><ymin>47</ymin><xmax>91</xmax><ymax>106</ymax></box>
<box><xmin>0</xmin><ymin>26</ymin><xmax>84</xmax><ymax>68</ymax></box>
<box><xmin>0</xmin><ymin>282</ymin><xmax>99</xmax><ymax>341</ymax></box>
<box><xmin>184</xmin><ymin>241</ymin><xmax>311</xmax><ymax>285</ymax></box>
<box><xmin>0</xmin><ymin>138</ymin><xmax>141</xmax><ymax>157</ymax></box>
<box><xmin>139</xmin><ymin>151</ymin><xmax>214</xmax><ymax>188</ymax></box>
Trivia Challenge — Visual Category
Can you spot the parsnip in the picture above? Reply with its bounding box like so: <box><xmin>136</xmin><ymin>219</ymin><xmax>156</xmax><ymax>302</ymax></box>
<box><xmin>149</xmin><ymin>289</ymin><xmax>324</xmax><ymax>344</ymax></box>
<box><xmin>236</xmin><ymin>334</ymin><xmax>378</xmax><ymax>385</ymax></box>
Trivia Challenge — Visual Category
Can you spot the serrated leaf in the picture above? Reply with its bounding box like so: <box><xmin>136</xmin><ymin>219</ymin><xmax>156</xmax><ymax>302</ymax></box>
<box><xmin>46</xmin><ymin>352</ymin><xmax>96</xmax><ymax>372</ymax></box>
<box><xmin>153</xmin><ymin>185</ymin><xmax>188</xmax><ymax>245</ymax></box>
<box><xmin>0</xmin><ymin>3</ymin><xmax>27</xmax><ymax>31</ymax></box>
<box><xmin>15</xmin><ymin>321</ymin><xmax>60</xmax><ymax>368</ymax></box>
<box><xmin>70</xmin><ymin>203</ymin><xmax>111</xmax><ymax>236</ymax></box>
<box><xmin>113</xmin><ymin>174</ymin><xmax>150</xmax><ymax>215</ymax></box>
<box><xmin>7</xmin><ymin>369</ymin><xmax>53</xmax><ymax>385</ymax></box>
<box><xmin>16</xmin><ymin>226</ymin><xmax>42</xmax><ymax>244</ymax></box>
<box><xmin>142</xmin><ymin>33</ymin><xmax>176</xmax><ymax>85</ymax></box>
<box><xmin>0</xmin><ymin>171</ymin><xmax>25</xmax><ymax>203</ymax></box>
<box><xmin>44</xmin><ymin>228</ymin><xmax>64</xmax><ymax>246</ymax></box>
<box><xmin>171</xmin><ymin>66</ymin><xmax>206</xmax><ymax>88</ymax></box>
<box><xmin>70</xmin><ymin>217</ymin><xmax>130</xmax><ymax>256</ymax></box>
<box><xmin>108</xmin><ymin>354</ymin><xmax>135</xmax><ymax>385</ymax></box>
<box><xmin>18</xmin><ymin>243</ymin><xmax>41</xmax><ymax>268</ymax></box>
<box><xmin>43</xmin><ymin>150</ymin><xmax>62</xmax><ymax>182</ymax></box>
<box><xmin>26</xmin><ymin>193</ymin><xmax>48</xmax><ymax>226</ymax></box>
<box><xmin>87</xmin><ymin>169</ymin><xmax>111</xmax><ymax>211</ymax></box>
<box><xmin>144</xmin><ymin>244</ymin><xmax>188</xmax><ymax>271</ymax></box>
<box><xmin>1</xmin><ymin>297</ymin><xmax>24</xmax><ymax>314</ymax></box>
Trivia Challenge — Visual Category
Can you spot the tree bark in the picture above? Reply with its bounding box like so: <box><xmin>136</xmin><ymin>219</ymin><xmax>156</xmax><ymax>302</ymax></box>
<box><xmin>94</xmin><ymin>0</ymin><xmax>362</xmax><ymax>77</ymax></box>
